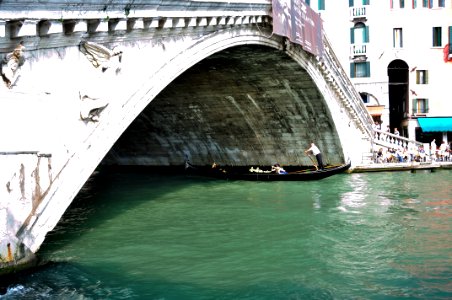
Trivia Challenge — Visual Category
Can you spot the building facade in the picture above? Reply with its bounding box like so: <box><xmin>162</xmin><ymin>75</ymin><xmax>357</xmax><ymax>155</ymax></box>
<box><xmin>307</xmin><ymin>0</ymin><xmax>452</xmax><ymax>148</ymax></box>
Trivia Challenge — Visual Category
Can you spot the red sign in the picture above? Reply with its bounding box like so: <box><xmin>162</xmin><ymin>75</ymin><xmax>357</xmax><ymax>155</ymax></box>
<box><xmin>272</xmin><ymin>0</ymin><xmax>324</xmax><ymax>57</ymax></box>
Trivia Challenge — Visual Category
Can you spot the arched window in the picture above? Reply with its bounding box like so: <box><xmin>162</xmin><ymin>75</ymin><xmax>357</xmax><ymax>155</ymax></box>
<box><xmin>350</xmin><ymin>22</ymin><xmax>369</xmax><ymax>44</ymax></box>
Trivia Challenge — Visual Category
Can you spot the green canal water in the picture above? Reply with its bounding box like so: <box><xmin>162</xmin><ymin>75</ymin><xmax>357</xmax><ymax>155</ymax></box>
<box><xmin>1</xmin><ymin>169</ymin><xmax>451</xmax><ymax>299</ymax></box>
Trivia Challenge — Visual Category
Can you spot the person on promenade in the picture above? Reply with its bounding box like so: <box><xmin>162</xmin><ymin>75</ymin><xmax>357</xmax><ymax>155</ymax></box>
<box><xmin>418</xmin><ymin>145</ymin><xmax>426</xmax><ymax>162</ymax></box>
<box><xmin>439</xmin><ymin>141</ymin><xmax>447</xmax><ymax>161</ymax></box>
<box><xmin>305</xmin><ymin>142</ymin><xmax>325</xmax><ymax>170</ymax></box>
<box><xmin>446</xmin><ymin>142</ymin><xmax>451</xmax><ymax>161</ymax></box>
<box><xmin>431</xmin><ymin>139</ymin><xmax>437</xmax><ymax>161</ymax></box>
<box><xmin>396</xmin><ymin>147</ymin><xmax>404</xmax><ymax>162</ymax></box>
<box><xmin>394</xmin><ymin>128</ymin><xmax>400</xmax><ymax>136</ymax></box>
<box><xmin>376</xmin><ymin>148</ymin><xmax>384</xmax><ymax>163</ymax></box>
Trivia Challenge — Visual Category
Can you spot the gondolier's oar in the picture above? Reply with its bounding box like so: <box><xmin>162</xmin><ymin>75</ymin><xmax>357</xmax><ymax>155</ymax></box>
<box><xmin>307</xmin><ymin>154</ymin><xmax>319</xmax><ymax>170</ymax></box>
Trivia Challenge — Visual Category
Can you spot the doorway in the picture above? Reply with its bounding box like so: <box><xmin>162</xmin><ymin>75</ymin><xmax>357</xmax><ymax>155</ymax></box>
<box><xmin>387</xmin><ymin>59</ymin><xmax>409</xmax><ymax>136</ymax></box>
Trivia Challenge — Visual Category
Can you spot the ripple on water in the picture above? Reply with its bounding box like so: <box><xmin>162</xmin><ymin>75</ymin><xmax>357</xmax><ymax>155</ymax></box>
<box><xmin>3</xmin><ymin>170</ymin><xmax>451</xmax><ymax>299</ymax></box>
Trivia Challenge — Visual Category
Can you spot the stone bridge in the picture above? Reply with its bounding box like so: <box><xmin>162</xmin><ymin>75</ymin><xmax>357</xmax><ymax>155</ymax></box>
<box><xmin>0</xmin><ymin>0</ymin><xmax>374</xmax><ymax>274</ymax></box>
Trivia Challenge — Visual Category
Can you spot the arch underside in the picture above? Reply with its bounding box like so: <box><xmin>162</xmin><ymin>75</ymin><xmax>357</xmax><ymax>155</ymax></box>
<box><xmin>103</xmin><ymin>45</ymin><xmax>344</xmax><ymax>167</ymax></box>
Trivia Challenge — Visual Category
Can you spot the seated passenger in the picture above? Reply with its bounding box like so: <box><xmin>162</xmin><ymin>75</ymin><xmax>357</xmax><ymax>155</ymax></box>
<box><xmin>272</xmin><ymin>163</ymin><xmax>287</xmax><ymax>174</ymax></box>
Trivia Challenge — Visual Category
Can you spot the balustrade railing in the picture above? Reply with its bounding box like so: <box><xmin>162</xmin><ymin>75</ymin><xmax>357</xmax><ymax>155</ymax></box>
<box><xmin>350</xmin><ymin>43</ymin><xmax>367</xmax><ymax>56</ymax></box>
<box><xmin>373</xmin><ymin>129</ymin><xmax>423</xmax><ymax>150</ymax></box>
<box><xmin>320</xmin><ymin>35</ymin><xmax>374</xmax><ymax>138</ymax></box>
<box><xmin>350</xmin><ymin>6</ymin><xmax>367</xmax><ymax>19</ymax></box>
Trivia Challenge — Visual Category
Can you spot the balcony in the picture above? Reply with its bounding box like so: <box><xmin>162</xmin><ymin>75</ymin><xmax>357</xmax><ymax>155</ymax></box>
<box><xmin>350</xmin><ymin>6</ymin><xmax>367</xmax><ymax>21</ymax></box>
<box><xmin>350</xmin><ymin>43</ymin><xmax>368</xmax><ymax>58</ymax></box>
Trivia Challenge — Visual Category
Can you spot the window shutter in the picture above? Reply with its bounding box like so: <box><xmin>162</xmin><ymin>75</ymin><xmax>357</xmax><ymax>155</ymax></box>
<box><xmin>425</xmin><ymin>99</ymin><xmax>429</xmax><ymax>113</ymax></box>
<box><xmin>350</xmin><ymin>63</ymin><xmax>356</xmax><ymax>78</ymax></box>
<box><xmin>365</xmin><ymin>62</ymin><xmax>371</xmax><ymax>77</ymax></box>
<box><xmin>412</xmin><ymin>99</ymin><xmax>417</xmax><ymax>114</ymax></box>
<box><xmin>364</xmin><ymin>26</ymin><xmax>369</xmax><ymax>43</ymax></box>
<box><xmin>449</xmin><ymin>26</ymin><xmax>452</xmax><ymax>44</ymax></box>
<box><xmin>350</xmin><ymin>28</ymin><xmax>355</xmax><ymax>44</ymax></box>
<box><xmin>349</xmin><ymin>0</ymin><xmax>354</xmax><ymax>7</ymax></box>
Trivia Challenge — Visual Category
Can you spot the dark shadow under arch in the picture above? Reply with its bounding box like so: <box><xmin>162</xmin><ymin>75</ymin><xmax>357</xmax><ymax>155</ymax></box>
<box><xmin>103</xmin><ymin>45</ymin><xmax>344</xmax><ymax>167</ymax></box>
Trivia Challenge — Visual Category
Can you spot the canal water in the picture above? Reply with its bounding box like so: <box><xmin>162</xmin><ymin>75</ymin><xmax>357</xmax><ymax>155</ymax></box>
<box><xmin>1</xmin><ymin>169</ymin><xmax>451</xmax><ymax>299</ymax></box>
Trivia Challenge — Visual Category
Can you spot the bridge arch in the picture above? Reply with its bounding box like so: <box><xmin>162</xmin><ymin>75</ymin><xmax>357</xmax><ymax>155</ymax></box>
<box><xmin>105</xmin><ymin>44</ymin><xmax>346</xmax><ymax>166</ymax></box>
<box><xmin>2</xmin><ymin>21</ymin><xmax>371</xmax><ymax>271</ymax></box>
<box><xmin>105</xmin><ymin>29</ymin><xmax>349</xmax><ymax>167</ymax></box>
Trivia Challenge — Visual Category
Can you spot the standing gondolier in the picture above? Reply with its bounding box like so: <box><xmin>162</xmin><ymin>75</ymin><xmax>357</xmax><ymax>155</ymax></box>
<box><xmin>305</xmin><ymin>142</ymin><xmax>325</xmax><ymax>170</ymax></box>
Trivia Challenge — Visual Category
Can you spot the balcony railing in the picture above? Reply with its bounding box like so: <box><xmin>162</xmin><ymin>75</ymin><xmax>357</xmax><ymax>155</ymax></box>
<box><xmin>350</xmin><ymin>6</ymin><xmax>367</xmax><ymax>20</ymax></box>
<box><xmin>350</xmin><ymin>43</ymin><xmax>367</xmax><ymax>57</ymax></box>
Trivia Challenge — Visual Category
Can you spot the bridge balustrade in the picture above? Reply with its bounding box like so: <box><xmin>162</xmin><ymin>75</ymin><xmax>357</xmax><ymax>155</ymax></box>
<box><xmin>319</xmin><ymin>36</ymin><xmax>374</xmax><ymax>138</ymax></box>
<box><xmin>373</xmin><ymin>129</ymin><xmax>423</xmax><ymax>150</ymax></box>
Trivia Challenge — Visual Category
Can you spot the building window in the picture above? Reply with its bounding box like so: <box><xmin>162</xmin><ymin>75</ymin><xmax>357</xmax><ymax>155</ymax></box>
<box><xmin>305</xmin><ymin>0</ymin><xmax>311</xmax><ymax>5</ymax></box>
<box><xmin>412</xmin><ymin>0</ymin><xmax>417</xmax><ymax>8</ymax></box>
<box><xmin>416</xmin><ymin>70</ymin><xmax>428</xmax><ymax>84</ymax></box>
<box><xmin>360</xmin><ymin>93</ymin><xmax>370</xmax><ymax>103</ymax></box>
<box><xmin>449</xmin><ymin>26</ymin><xmax>452</xmax><ymax>45</ymax></box>
<box><xmin>399</xmin><ymin>0</ymin><xmax>405</xmax><ymax>8</ymax></box>
<box><xmin>422</xmin><ymin>0</ymin><xmax>433</xmax><ymax>7</ymax></box>
<box><xmin>438</xmin><ymin>0</ymin><xmax>445</xmax><ymax>7</ymax></box>
<box><xmin>351</xmin><ymin>23</ymin><xmax>369</xmax><ymax>44</ymax></box>
<box><xmin>433</xmin><ymin>27</ymin><xmax>442</xmax><ymax>47</ymax></box>
<box><xmin>350</xmin><ymin>62</ymin><xmax>371</xmax><ymax>78</ymax></box>
<box><xmin>350</xmin><ymin>0</ymin><xmax>370</xmax><ymax>7</ymax></box>
<box><xmin>412</xmin><ymin>99</ymin><xmax>429</xmax><ymax>114</ymax></box>
<box><xmin>393</xmin><ymin>28</ymin><xmax>403</xmax><ymax>48</ymax></box>
<box><xmin>318</xmin><ymin>0</ymin><xmax>325</xmax><ymax>10</ymax></box>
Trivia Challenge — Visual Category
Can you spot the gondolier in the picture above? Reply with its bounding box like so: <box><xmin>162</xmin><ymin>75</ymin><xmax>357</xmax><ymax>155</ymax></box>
<box><xmin>305</xmin><ymin>142</ymin><xmax>325</xmax><ymax>170</ymax></box>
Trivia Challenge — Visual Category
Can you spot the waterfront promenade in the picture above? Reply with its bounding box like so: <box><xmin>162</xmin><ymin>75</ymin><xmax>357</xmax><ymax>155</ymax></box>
<box><xmin>352</xmin><ymin>160</ymin><xmax>452</xmax><ymax>173</ymax></box>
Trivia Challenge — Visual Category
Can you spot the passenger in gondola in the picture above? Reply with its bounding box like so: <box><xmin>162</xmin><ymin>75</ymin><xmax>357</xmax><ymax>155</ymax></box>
<box><xmin>212</xmin><ymin>162</ymin><xmax>227</xmax><ymax>173</ymax></box>
<box><xmin>272</xmin><ymin>163</ymin><xmax>287</xmax><ymax>174</ymax></box>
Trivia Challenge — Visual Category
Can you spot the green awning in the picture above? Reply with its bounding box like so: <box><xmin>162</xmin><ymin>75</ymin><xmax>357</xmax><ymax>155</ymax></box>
<box><xmin>418</xmin><ymin>117</ymin><xmax>452</xmax><ymax>132</ymax></box>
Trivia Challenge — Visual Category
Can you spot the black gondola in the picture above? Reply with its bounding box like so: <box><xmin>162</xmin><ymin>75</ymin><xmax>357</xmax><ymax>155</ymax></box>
<box><xmin>185</xmin><ymin>160</ymin><xmax>351</xmax><ymax>181</ymax></box>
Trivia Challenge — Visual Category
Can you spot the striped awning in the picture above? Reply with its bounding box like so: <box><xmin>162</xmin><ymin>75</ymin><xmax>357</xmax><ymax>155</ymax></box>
<box><xmin>418</xmin><ymin>117</ymin><xmax>452</xmax><ymax>132</ymax></box>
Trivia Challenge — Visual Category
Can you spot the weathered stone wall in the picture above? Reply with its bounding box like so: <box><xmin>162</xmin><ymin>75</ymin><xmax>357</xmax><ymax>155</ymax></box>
<box><xmin>104</xmin><ymin>45</ymin><xmax>344</xmax><ymax>167</ymax></box>
<box><xmin>0</xmin><ymin>153</ymin><xmax>52</xmax><ymax>268</ymax></box>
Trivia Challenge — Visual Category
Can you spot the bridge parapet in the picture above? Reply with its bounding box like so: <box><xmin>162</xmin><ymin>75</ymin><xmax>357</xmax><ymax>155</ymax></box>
<box><xmin>373</xmin><ymin>129</ymin><xmax>424</xmax><ymax>150</ymax></box>
<box><xmin>318</xmin><ymin>36</ymin><xmax>374</xmax><ymax>138</ymax></box>
<box><xmin>0</xmin><ymin>0</ymin><xmax>271</xmax><ymax>49</ymax></box>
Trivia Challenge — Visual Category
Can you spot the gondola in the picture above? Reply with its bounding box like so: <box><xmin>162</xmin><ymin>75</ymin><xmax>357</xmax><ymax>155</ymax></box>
<box><xmin>185</xmin><ymin>160</ymin><xmax>351</xmax><ymax>181</ymax></box>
